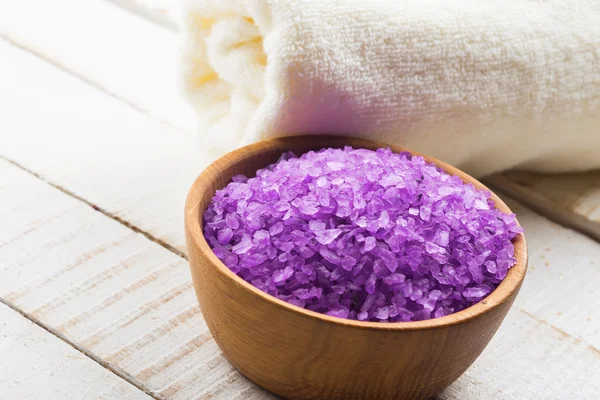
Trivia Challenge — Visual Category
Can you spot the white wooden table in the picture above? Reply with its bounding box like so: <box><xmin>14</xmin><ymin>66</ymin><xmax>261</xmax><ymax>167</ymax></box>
<box><xmin>1</xmin><ymin>1</ymin><xmax>599</xmax><ymax>399</ymax></box>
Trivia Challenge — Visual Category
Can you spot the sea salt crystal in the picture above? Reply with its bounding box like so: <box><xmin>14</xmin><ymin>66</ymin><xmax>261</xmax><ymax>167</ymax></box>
<box><xmin>315</xmin><ymin>229</ymin><xmax>342</xmax><ymax>245</ymax></box>
<box><xmin>217</xmin><ymin>228</ymin><xmax>233</xmax><ymax>245</ymax></box>
<box><xmin>326</xmin><ymin>308</ymin><xmax>350</xmax><ymax>318</ymax></box>
<box><xmin>341</xmin><ymin>256</ymin><xmax>357</xmax><ymax>271</ymax></box>
<box><xmin>225</xmin><ymin>213</ymin><xmax>239</xmax><ymax>229</ymax></box>
<box><xmin>272</xmin><ymin>266</ymin><xmax>294</xmax><ymax>285</ymax></box>
<box><xmin>374</xmin><ymin>306</ymin><xmax>390</xmax><ymax>320</ymax></box>
<box><xmin>232</xmin><ymin>234</ymin><xmax>253</xmax><ymax>254</ymax></box>
<box><xmin>204</xmin><ymin>147</ymin><xmax>522</xmax><ymax>322</ymax></box>
<box><xmin>363</xmin><ymin>236</ymin><xmax>376</xmax><ymax>252</ymax></box>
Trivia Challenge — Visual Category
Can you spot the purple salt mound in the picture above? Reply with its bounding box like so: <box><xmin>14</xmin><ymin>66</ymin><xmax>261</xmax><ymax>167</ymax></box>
<box><xmin>203</xmin><ymin>147</ymin><xmax>522</xmax><ymax>322</ymax></box>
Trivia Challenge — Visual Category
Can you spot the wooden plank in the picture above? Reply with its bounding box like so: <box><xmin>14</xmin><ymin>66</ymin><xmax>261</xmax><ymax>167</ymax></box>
<box><xmin>488</xmin><ymin>172</ymin><xmax>600</xmax><ymax>242</ymax></box>
<box><xmin>0</xmin><ymin>0</ymin><xmax>194</xmax><ymax>133</ymax></box>
<box><xmin>1</xmin><ymin>142</ymin><xmax>600</xmax><ymax>398</ymax></box>
<box><xmin>442</xmin><ymin>308</ymin><xmax>600</xmax><ymax>400</ymax></box>
<box><xmin>0</xmin><ymin>38</ymin><xmax>199</xmax><ymax>254</ymax></box>
<box><xmin>507</xmin><ymin>199</ymin><xmax>600</xmax><ymax>348</ymax></box>
<box><xmin>0</xmin><ymin>303</ymin><xmax>151</xmax><ymax>400</ymax></box>
<box><xmin>0</xmin><ymin>159</ymin><xmax>270</xmax><ymax>399</ymax></box>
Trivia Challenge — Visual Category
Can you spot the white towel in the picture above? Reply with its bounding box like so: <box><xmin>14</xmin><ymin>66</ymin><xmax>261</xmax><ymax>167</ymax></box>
<box><xmin>180</xmin><ymin>0</ymin><xmax>600</xmax><ymax>177</ymax></box>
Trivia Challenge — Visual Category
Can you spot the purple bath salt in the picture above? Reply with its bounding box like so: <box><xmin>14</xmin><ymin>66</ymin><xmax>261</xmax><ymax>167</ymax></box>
<box><xmin>203</xmin><ymin>147</ymin><xmax>522</xmax><ymax>322</ymax></box>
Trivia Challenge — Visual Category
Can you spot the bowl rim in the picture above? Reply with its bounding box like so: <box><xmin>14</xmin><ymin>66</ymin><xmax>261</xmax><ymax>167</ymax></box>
<box><xmin>185</xmin><ymin>135</ymin><xmax>527</xmax><ymax>331</ymax></box>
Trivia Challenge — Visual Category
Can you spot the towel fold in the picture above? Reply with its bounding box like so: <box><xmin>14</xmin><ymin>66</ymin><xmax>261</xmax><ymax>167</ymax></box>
<box><xmin>181</xmin><ymin>0</ymin><xmax>600</xmax><ymax>177</ymax></box>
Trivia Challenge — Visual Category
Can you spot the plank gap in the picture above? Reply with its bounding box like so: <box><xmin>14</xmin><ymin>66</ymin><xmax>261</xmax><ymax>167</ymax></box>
<box><xmin>518</xmin><ymin>308</ymin><xmax>600</xmax><ymax>355</ymax></box>
<box><xmin>0</xmin><ymin>33</ymin><xmax>185</xmax><ymax>137</ymax></box>
<box><xmin>0</xmin><ymin>155</ymin><xmax>188</xmax><ymax>261</ymax></box>
<box><xmin>0</xmin><ymin>297</ymin><xmax>164</xmax><ymax>400</ymax></box>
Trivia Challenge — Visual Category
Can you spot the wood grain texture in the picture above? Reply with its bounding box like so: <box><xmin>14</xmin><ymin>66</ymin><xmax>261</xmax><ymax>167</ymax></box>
<box><xmin>508</xmin><ymin>197</ymin><xmax>600</xmax><ymax>348</ymax></box>
<box><xmin>0</xmin><ymin>303</ymin><xmax>151</xmax><ymax>400</ymax></box>
<box><xmin>1</xmin><ymin>125</ymin><xmax>599</xmax><ymax>399</ymax></box>
<box><xmin>185</xmin><ymin>136</ymin><xmax>527</xmax><ymax>400</ymax></box>
<box><xmin>0</xmin><ymin>159</ymin><xmax>268</xmax><ymax>400</ymax></box>
<box><xmin>0</xmin><ymin>38</ymin><xmax>199</xmax><ymax>254</ymax></box>
<box><xmin>439</xmin><ymin>307</ymin><xmax>600</xmax><ymax>400</ymax></box>
<box><xmin>488</xmin><ymin>172</ymin><xmax>600</xmax><ymax>242</ymax></box>
<box><xmin>0</xmin><ymin>0</ymin><xmax>194</xmax><ymax>133</ymax></box>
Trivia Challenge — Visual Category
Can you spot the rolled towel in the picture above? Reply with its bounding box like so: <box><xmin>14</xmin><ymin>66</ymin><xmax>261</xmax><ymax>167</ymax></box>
<box><xmin>180</xmin><ymin>0</ymin><xmax>600</xmax><ymax>177</ymax></box>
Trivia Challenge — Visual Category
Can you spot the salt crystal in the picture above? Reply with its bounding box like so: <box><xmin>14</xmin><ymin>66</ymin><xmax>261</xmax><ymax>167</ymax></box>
<box><xmin>316</xmin><ymin>229</ymin><xmax>342</xmax><ymax>245</ymax></box>
<box><xmin>217</xmin><ymin>228</ymin><xmax>233</xmax><ymax>245</ymax></box>
<box><xmin>365</xmin><ymin>273</ymin><xmax>377</xmax><ymax>294</ymax></box>
<box><xmin>360</xmin><ymin>293</ymin><xmax>377</xmax><ymax>312</ymax></box>
<box><xmin>374</xmin><ymin>306</ymin><xmax>390</xmax><ymax>320</ymax></box>
<box><xmin>232</xmin><ymin>234</ymin><xmax>253</xmax><ymax>254</ymax></box>
<box><xmin>419</xmin><ymin>205</ymin><xmax>432</xmax><ymax>222</ymax></box>
<box><xmin>225</xmin><ymin>213</ymin><xmax>240</xmax><ymax>229</ymax></box>
<box><xmin>363</xmin><ymin>236</ymin><xmax>376</xmax><ymax>252</ymax></box>
<box><xmin>462</xmin><ymin>284</ymin><xmax>491</xmax><ymax>299</ymax></box>
<box><xmin>341</xmin><ymin>255</ymin><xmax>357</xmax><ymax>271</ymax></box>
<box><xmin>299</xmin><ymin>200</ymin><xmax>319</xmax><ymax>215</ymax></box>
<box><xmin>272</xmin><ymin>266</ymin><xmax>294</xmax><ymax>285</ymax></box>
<box><xmin>372</xmin><ymin>246</ymin><xmax>398</xmax><ymax>273</ymax></box>
<box><xmin>383</xmin><ymin>273</ymin><xmax>406</xmax><ymax>286</ymax></box>
<box><xmin>269</xmin><ymin>222</ymin><xmax>284</xmax><ymax>236</ymax></box>
<box><xmin>326</xmin><ymin>308</ymin><xmax>349</xmax><ymax>318</ymax></box>
<box><xmin>378</xmin><ymin>210</ymin><xmax>390</xmax><ymax>228</ymax></box>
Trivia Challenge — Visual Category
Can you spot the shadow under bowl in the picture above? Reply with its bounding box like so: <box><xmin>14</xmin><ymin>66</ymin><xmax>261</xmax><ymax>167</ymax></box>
<box><xmin>185</xmin><ymin>135</ymin><xmax>527</xmax><ymax>400</ymax></box>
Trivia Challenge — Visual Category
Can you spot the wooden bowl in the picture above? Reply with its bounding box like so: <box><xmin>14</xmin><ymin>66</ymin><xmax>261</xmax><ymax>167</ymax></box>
<box><xmin>185</xmin><ymin>135</ymin><xmax>527</xmax><ymax>400</ymax></box>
